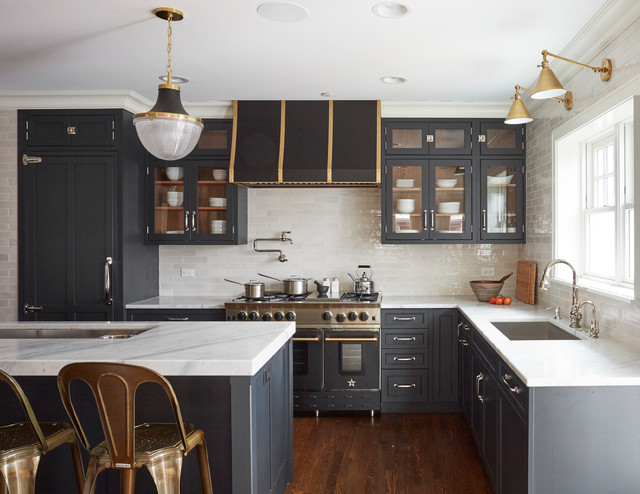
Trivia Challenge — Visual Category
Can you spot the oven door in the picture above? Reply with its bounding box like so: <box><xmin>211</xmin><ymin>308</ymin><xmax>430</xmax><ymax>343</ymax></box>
<box><xmin>323</xmin><ymin>330</ymin><xmax>380</xmax><ymax>390</ymax></box>
<box><xmin>292</xmin><ymin>329</ymin><xmax>323</xmax><ymax>391</ymax></box>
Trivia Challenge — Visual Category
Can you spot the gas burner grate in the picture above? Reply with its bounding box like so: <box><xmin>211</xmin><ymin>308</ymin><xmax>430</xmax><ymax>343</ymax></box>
<box><xmin>231</xmin><ymin>292</ymin><xmax>312</xmax><ymax>303</ymax></box>
<box><xmin>340</xmin><ymin>292</ymin><xmax>379</xmax><ymax>302</ymax></box>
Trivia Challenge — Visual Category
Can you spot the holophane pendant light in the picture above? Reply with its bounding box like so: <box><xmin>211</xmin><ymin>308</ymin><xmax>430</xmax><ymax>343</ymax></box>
<box><xmin>133</xmin><ymin>8</ymin><xmax>203</xmax><ymax>161</ymax></box>
<box><xmin>505</xmin><ymin>85</ymin><xmax>573</xmax><ymax>125</ymax></box>
<box><xmin>531</xmin><ymin>49</ymin><xmax>612</xmax><ymax>100</ymax></box>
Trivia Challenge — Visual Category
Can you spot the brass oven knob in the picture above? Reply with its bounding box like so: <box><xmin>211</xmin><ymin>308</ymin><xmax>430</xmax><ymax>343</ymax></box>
<box><xmin>274</xmin><ymin>311</ymin><xmax>284</xmax><ymax>321</ymax></box>
<box><xmin>237</xmin><ymin>311</ymin><xmax>248</xmax><ymax>321</ymax></box>
<box><xmin>249</xmin><ymin>311</ymin><xmax>259</xmax><ymax>321</ymax></box>
<box><xmin>322</xmin><ymin>311</ymin><xmax>332</xmax><ymax>321</ymax></box>
<box><xmin>347</xmin><ymin>311</ymin><xmax>358</xmax><ymax>321</ymax></box>
<box><xmin>336</xmin><ymin>313</ymin><xmax>346</xmax><ymax>322</ymax></box>
<box><xmin>262</xmin><ymin>313</ymin><xmax>273</xmax><ymax>321</ymax></box>
<box><xmin>360</xmin><ymin>312</ymin><xmax>369</xmax><ymax>321</ymax></box>
<box><xmin>285</xmin><ymin>311</ymin><xmax>296</xmax><ymax>321</ymax></box>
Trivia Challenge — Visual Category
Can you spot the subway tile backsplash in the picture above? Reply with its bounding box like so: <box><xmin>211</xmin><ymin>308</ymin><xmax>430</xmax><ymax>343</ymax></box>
<box><xmin>159</xmin><ymin>188</ymin><xmax>520</xmax><ymax>297</ymax></box>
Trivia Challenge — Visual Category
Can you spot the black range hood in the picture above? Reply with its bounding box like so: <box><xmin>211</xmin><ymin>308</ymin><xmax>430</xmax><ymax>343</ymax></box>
<box><xmin>229</xmin><ymin>100</ymin><xmax>380</xmax><ymax>187</ymax></box>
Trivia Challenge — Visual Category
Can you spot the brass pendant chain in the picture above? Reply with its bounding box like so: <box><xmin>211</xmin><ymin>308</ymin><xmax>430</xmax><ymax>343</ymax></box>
<box><xmin>166</xmin><ymin>14</ymin><xmax>173</xmax><ymax>85</ymax></box>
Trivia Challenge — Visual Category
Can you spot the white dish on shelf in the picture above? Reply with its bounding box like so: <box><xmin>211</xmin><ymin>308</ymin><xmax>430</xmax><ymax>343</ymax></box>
<box><xmin>436</xmin><ymin>178</ymin><xmax>457</xmax><ymax>188</ymax></box>
<box><xmin>209</xmin><ymin>197</ymin><xmax>227</xmax><ymax>207</ymax></box>
<box><xmin>213</xmin><ymin>169</ymin><xmax>227</xmax><ymax>181</ymax></box>
<box><xmin>165</xmin><ymin>230</ymin><xmax>183</xmax><ymax>234</ymax></box>
<box><xmin>396</xmin><ymin>198</ymin><xmax>415</xmax><ymax>213</ymax></box>
<box><xmin>487</xmin><ymin>175</ymin><xmax>514</xmax><ymax>185</ymax></box>
<box><xmin>398</xmin><ymin>229</ymin><xmax>420</xmax><ymax>233</ymax></box>
<box><xmin>395</xmin><ymin>178</ymin><xmax>415</xmax><ymax>188</ymax></box>
<box><xmin>166</xmin><ymin>167</ymin><xmax>183</xmax><ymax>181</ymax></box>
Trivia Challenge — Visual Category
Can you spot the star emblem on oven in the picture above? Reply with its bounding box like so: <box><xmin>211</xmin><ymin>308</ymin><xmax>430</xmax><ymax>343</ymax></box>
<box><xmin>347</xmin><ymin>379</ymin><xmax>356</xmax><ymax>387</ymax></box>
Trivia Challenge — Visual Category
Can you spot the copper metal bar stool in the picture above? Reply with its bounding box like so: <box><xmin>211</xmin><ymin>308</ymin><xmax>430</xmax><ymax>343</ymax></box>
<box><xmin>57</xmin><ymin>362</ymin><xmax>213</xmax><ymax>494</ymax></box>
<box><xmin>0</xmin><ymin>369</ymin><xmax>84</xmax><ymax>494</ymax></box>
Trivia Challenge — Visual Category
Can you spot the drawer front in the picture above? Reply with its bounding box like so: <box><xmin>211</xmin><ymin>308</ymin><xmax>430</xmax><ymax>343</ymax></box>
<box><xmin>382</xmin><ymin>349</ymin><xmax>427</xmax><ymax>368</ymax></box>
<box><xmin>498</xmin><ymin>360</ymin><xmax>528</xmax><ymax>415</ymax></box>
<box><xmin>381</xmin><ymin>370</ymin><xmax>428</xmax><ymax>403</ymax></box>
<box><xmin>383</xmin><ymin>310</ymin><xmax>428</xmax><ymax>328</ymax></box>
<box><xmin>382</xmin><ymin>329</ymin><xmax>428</xmax><ymax>348</ymax></box>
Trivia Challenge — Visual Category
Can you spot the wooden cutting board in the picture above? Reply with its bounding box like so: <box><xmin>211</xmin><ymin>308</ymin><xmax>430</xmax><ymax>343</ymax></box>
<box><xmin>516</xmin><ymin>261</ymin><xmax>537</xmax><ymax>304</ymax></box>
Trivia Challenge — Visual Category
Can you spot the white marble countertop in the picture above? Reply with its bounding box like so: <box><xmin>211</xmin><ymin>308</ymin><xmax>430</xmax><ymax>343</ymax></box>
<box><xmin>126</xmin><ymin>296</ymin><xmax>228</xmax><ymax>309</ymax></box>
<box><xmin>384</xmin><ymin>296</ymin><xmax>640</xmax><ymax>388</ymax></box>
<box><xmin>0</xmin><ymin>321</ymin><xmax>295</xmax><ymax>377</ymax></box>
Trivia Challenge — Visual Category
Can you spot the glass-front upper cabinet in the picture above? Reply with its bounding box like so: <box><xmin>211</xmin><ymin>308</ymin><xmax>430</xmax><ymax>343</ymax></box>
<box><xmin>190</xmin><ymin>120</ymin><xmax>233</xmax><ymax>156</ymax></box>
<box><xmin>384</xmin><ymin>121</ymin><xmax>472</xmax><ymax>155</ymax></box>
<box><xmin>383</xmin><ymin>160</ymin><xmax>472</xmax><ymax>242</ymax></box>
<box><xmin>146</xmin><ymin>159</ymin><xmax>246</xmax><ymax>244</ymax></box>
<box><xmin>478</xmin><ymin>121</ymin><xmax>524</xmax><ymax>155</ymax></box>
<box><xmin>480</xmin><ymin>160</ymin><xmax>524</xmax><ymax>241</ymax></box>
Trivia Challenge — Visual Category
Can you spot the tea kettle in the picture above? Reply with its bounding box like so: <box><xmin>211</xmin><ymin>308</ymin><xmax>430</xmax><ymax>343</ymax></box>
<box><xmin>348</xmin><ymin>265</ymin><xmax>375</xmax><ymax>294</ymax></box>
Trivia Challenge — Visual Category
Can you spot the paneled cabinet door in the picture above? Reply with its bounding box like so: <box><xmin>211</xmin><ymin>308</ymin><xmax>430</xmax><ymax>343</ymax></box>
<box><xmin>471</xmin><ymin>350</ymin><xmax>498</xmax><ymax>487</ymax></box>
<box><xmin>384</xmin><ymin>121</ymin><xmax>472</xmax><ymax>155</ymax></box>
<box><xmin>20</xmin><ymin>155</ymin><xmax>115</xmax><ymax>321</ymax></box>
<box><xmin>498</xmin><ymin>388</ymin><xmax>528</xmax><ymax>494</ymax></box>
<box><xmin>146</xmin><ymin>159</ymin><xmax>244</xmax><ymax>244</ymax></box>
<box><xmin>479</xmin><ymin>159</ymin><xmax>525</xmax><ymax>241</ymax></box>
<box><xmin>24</xmin><ymin>114</ymin><xmax>116</xmax><ymax>147</ymax></box>
<box><xmin>478</xmin><ymin>121</ymin><xmax>524</xmax><ymax>156</ymax></box>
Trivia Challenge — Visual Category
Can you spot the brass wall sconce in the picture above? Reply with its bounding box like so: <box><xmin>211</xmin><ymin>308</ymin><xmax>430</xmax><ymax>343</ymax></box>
<box><xmin>532</xmin><ymin>49</ymin><xmax>612</xmax><ymax>99</ymax></box>
<box><xmin>505</xmin><ymin>85</ymin><xmax>572</xmax><ymax>125</ymax></box>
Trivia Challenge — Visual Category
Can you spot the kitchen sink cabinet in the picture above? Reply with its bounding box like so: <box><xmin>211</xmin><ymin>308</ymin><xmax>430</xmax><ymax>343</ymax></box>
<box><xmin>18</xmin><ymin>109</ymin><xmax>158</xmax><ymax>321</ymax></box>
<box><xmin>127</xmin><ymin>308</ymin><xmax>225</xmax><ymax>321</ymax></box>
<box><xmin>145</xmin><ymin>157</ymin><xmax>247</xmax><ymax>244</ymax></box>
<box><xmin>382</xmin><ymin>118</ymin><xmax>526</xmax><ymax>244</ymax></box>
<box><xmin>381</xmin><ymin>309</ymin><xmax>459</xmax><ymax>413</ymax></box>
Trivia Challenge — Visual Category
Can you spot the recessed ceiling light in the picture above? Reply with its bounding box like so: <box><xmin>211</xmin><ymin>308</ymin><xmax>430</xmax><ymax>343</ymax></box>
<box><xmin>159</xmin><ymin>74</ymin><xmax>190</xmax><ymax>84</ymax></box>
<box><xmin>321</xmin><ymin>92</ymin><xmax>332</xmax><ymax>98</ymax></box>
<box><xmin>372</xmin><ymin>2</ymin><xmax>411</xmax><ymax>18</ymax></box>
<box><xmin>257</xmin><ymin>2</ymin><xmax>309</xmax><ymax>22</ymax></box>
<box><xmin>380</xmin><ymin>76</ymin><xmax>408</xmax><ymax>84</ymax></box>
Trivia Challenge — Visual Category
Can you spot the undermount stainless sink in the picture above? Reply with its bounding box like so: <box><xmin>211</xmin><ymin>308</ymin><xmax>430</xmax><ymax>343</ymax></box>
<box><xmin>490</xmin><ymin>321</ymin><xmax>580</xmax><ymax>341</ymax></box>
<box><xmin>0</xmin><ymin>327</ymin><xmax>153</xmax><ymax>339</ymax></box>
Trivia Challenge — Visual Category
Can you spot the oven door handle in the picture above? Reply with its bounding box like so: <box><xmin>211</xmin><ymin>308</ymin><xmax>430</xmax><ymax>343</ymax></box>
<box><xmin>325</xmin><ymin>336</ymin><xmax>378</xmax><ymax>342</ymax></box>
<box><xmin>293</xmin><ymin>336</ymin><xmax>321</xmax><ymax>342</ymax></box>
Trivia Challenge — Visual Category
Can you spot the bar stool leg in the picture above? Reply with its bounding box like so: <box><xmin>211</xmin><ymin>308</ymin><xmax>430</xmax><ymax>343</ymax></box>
<box><xmin>120</xmin><ymin>469</ymin><xmax>136</xmax><ymax>494</ymax></box>
<box><xmin>146</xmin><ymin>453</ymin><xmax>182</xmax><ymax>494</ymax></box>
<box><xmin>67</xmin><ymin>439</ymin><xmax>85</xmax><ymax>493</ymax></box>
<box><xmin>0</xmin><ymin>472</ymin><xmax>7</xmax><ymax>494</ymax></box>
<box><xmin>195</xmin><ymin>441</ymin><xmax>213</xmax><ymax>494</ymax></box>
<box><xmin>0</xmin><ymin>453</ymin><xmax>41</xmax><ymax>494</ymax></box>
<box><xmin>83</xmin><ymin>455</ymin><xmax>102</xmax><ymax>494</ymax></box>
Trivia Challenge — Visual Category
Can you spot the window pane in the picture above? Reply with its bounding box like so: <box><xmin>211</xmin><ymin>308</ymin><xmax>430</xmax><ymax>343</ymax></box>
<box><xmin>586</xmin><ymin>211</ymin><xmax>615</xmax><ymax>279</ymax></box>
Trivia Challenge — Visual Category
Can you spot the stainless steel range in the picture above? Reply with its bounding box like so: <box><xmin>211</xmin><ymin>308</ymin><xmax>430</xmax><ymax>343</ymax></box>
<box><xmin>225</xmin><ymin>291</ymin><xmax>381</xmax><ymax>415</ymax></box>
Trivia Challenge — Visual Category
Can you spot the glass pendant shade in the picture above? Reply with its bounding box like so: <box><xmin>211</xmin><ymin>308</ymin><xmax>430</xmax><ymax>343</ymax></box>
<box><xmin>531</xmin><ymin>65</ymin><xmax>567</xmax><ymax>100</ymax></box>
<box><xmin>134</xmin><ymin>85</ymin><xmax>203</xmax><ymax>161</ymax></box>
<box><xmin>505</xmin><ymin>95</ymin><xmax>533</xmax><ymax>125</ymax></box>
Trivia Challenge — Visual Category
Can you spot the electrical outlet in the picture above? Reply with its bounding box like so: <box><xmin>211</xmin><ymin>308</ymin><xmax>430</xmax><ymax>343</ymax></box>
<box><xmin>481</xmin><ymin>267</ymin><xmax>495</xmax><ymax>277</ymax></box>
<box><xmin>181</xmin><ymin>268</ymin><xmax>195</xmax><ymax>277</ymax></box>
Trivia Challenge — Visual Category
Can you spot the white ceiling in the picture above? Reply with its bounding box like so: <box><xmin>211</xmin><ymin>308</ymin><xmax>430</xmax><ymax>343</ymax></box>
<box><xmin>2</xmin><ymin>0</ymin><xmax>609</xmax><ymax>104</ymax></box>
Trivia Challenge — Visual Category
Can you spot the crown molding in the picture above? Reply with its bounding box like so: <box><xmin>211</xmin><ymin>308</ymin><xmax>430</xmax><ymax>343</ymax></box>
<box><xmin>381</xmin><ymin>101</ymin><xmax>511</xmax><ymax>118</ymax></box>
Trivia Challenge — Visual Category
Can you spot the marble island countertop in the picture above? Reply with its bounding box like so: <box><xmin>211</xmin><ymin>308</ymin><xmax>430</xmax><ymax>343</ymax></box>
<box><xmin>384</xmin><ymin>295</ymin><xmax>640</xmax><ymax>388</ymax></box>
<box><xmin>0</xmin><ymin>321</ymin><xmax>295</xmax><ymax>377</ymax></box>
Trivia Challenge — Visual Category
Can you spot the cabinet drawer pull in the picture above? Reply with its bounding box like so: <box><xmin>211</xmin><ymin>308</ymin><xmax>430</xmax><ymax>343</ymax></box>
<box><xmin>502</xmin><ymin>374</ymin><xmax>523</xmax><ymax>394</ymax></box>
<box><xmin>423</xmin><ymin>210</ymin><xmax>428</xmax><ymax>231</ymax></box>
<box><xmin>23</xmin><ymin>304</ymin><xmax>43</xmax><ymax>314</ymax></box>
<box><xmin>167</xmin><ymin>317</ymin><xmax>189</xmax><ymax>321</ymax></box>
<box><xmin>393</xmin><ymin>316</ymin><xmax>416</xmax><ymax>321</ymax></box>
<box><xmin>393</xmin><ymin>336</ymin><xmax>416</xmax><ymax>341</ymax></box>
<box><xmin>393</xmin><ymin>356</ymin><xmax>416</xmax><ymax>361</ymax></box>
<box><xmin>430</xmin><ymin>210</ymin><xmax>435</xmax><ymax>231</ymax></box>
<box><xmin>394</xmin><ymin>383</ymin><xmax>416</xmax><ymax>388</ymax></box>
<box><xmin>104</xmin><ymin>257</ymin><xmax>113</xmax><ymax>306</ymax></box>
<box><xmin>475</xmin><ymin>372</ymin><xmax>484</xmax><ymax>403</ymax></box>
<box><xmin>185</xmin><ymin>211</ymin><xmax>189</xmax><ymax>231</ymax></box>
<box><xmin>192</xmin><ymin>211</ymin><xmax>197</xmax><ymax>232</ymax></box>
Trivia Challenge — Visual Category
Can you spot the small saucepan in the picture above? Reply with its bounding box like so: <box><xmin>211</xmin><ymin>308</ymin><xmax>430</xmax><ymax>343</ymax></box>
<box><xmin>224</xmin><ymin>278</ymin><xmax>265</xmax><ymax>299</ymax></box>
<box><xmin>258</xmin><ymin>273</ymin><xmax>311</xmax><ymax>295</ymax></box>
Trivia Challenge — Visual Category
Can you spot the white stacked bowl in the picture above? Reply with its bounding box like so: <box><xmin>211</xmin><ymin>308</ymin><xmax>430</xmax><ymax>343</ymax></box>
<box><xmin>396</xmin><ymin>199</ymin><xmax>415</xmax><ymax>213</ymax></box>
<box><xmin>211</xmin><ymin>219</ymin><xmax>226</xmax><ymax>234</ymax></box>
<box><xmin>213</xmin><ymin>169</ymin><xmax>227</xmax><ymax>181</ymax></box>
<box><xmin>209</xmin><ymin>197</ymin><xmax>227</xmax><ymax>207</ymax></box>
<box><xmin>437</xmin><ymin>201</ymin><xmax>461</xmax><ymax>214</ymax></box>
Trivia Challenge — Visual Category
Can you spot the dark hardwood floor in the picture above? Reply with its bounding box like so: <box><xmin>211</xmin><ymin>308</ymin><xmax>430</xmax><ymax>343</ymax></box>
<box><xmin>285</xmin><ymin>412</ymin><xmax>493</xmax><ymax>494</ymax></box>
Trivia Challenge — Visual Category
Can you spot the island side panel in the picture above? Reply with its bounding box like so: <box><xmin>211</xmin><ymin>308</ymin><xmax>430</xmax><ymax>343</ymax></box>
<box><xmin>530</xmin><ymin>386</ymin><xmax>640</xmax><ymax>494</ymax></box>
<box><xmin>230</xmin><ymin>341</ymin><xmax>293</xmax><ymax>494</ymax></box>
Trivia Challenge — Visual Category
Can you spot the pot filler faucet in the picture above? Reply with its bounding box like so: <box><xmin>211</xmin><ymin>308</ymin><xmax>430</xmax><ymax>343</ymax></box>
<box><xmin>253</xmin><ymin>231</ymin><xmax>293</xmax><ymax>262</ymax></box>
<box><xmin>539</xmin><ymin>259</ymin><xmax>582</xmax><ymax>329</ymax></box>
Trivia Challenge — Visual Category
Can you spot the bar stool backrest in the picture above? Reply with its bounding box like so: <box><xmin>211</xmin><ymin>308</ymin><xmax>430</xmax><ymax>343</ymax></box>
<box><xmin>57</xmin><ymin>363</ymin><xmax>190</xmax><ymax>468</ymax></box>
<box><xmin>0</xmin><ymin>369</ymin><xmax>48</xmax><ymax>452</ymax></box>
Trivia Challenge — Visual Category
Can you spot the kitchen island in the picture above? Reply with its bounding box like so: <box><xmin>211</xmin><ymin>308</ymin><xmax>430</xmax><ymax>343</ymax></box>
<box><xmin>0</xmin><ymin>321</ymin><xmax>295</xmax><ymax>494</ymax></box>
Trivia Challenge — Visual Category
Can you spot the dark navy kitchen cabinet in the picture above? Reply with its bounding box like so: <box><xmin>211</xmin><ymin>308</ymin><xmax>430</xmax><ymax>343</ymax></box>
<box><xmin>382</xmin><ymin>118</ymin><xmax>526</xmax><ymax>244</ymax></box>
<box><xmin>18</xmin><ymin>109</ymin><xmax>158</xmax><ymax>321</ymax></box>
<box><xmin>127</xmin><ymin>308</ymin><xmax>225</xmax><ymax>321</ymax></box>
